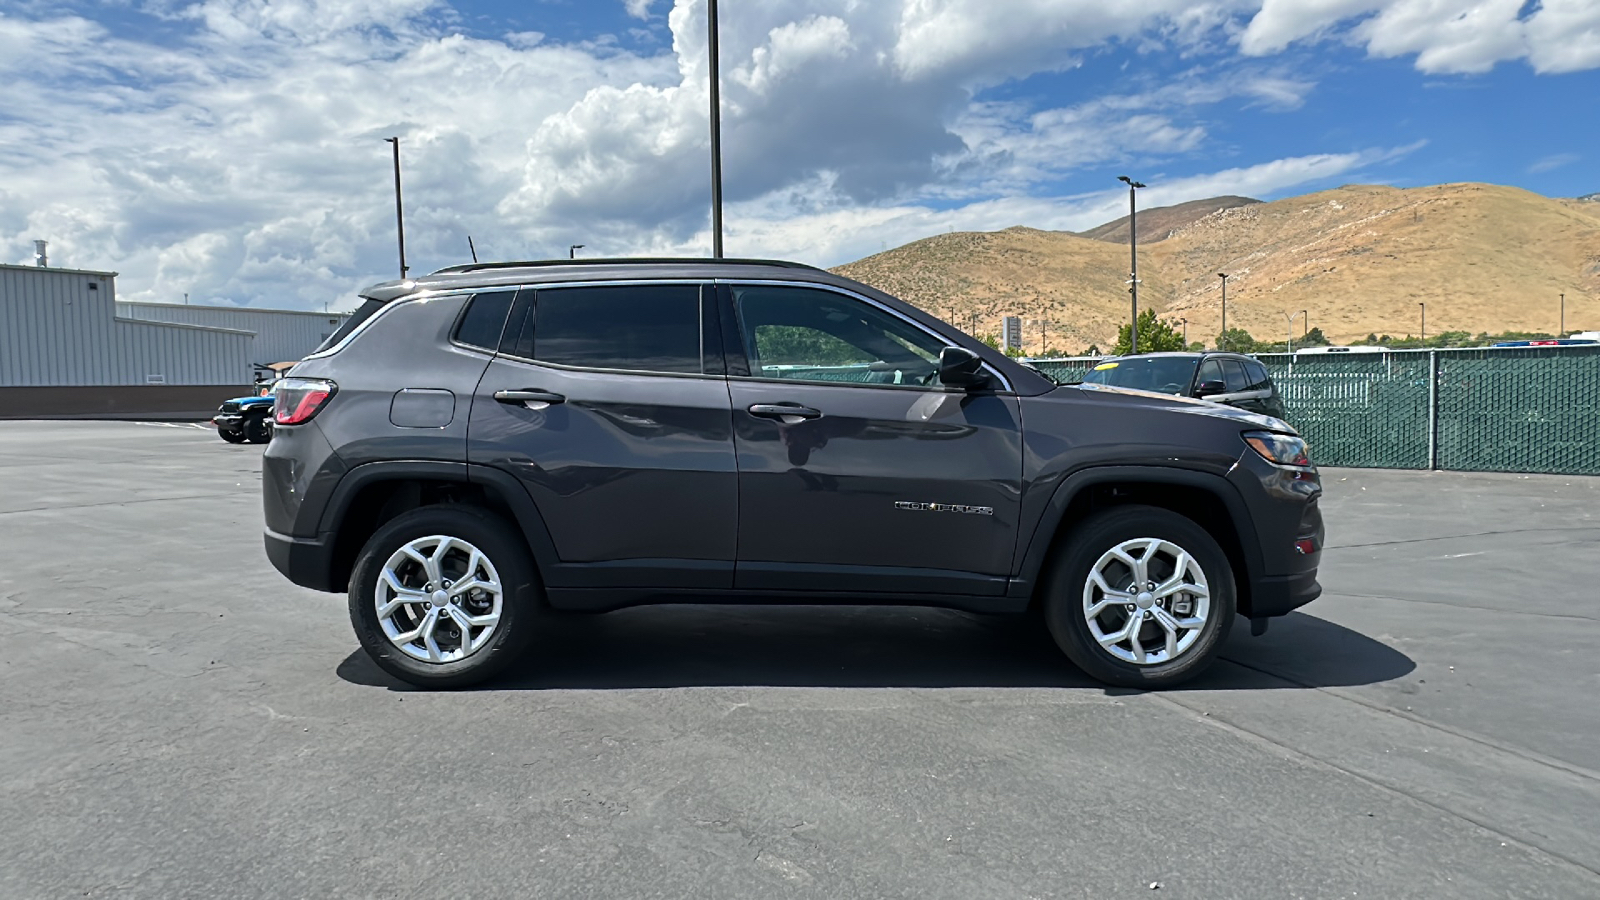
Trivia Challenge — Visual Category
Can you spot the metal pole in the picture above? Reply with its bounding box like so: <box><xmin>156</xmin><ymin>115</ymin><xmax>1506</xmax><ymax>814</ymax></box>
<box><xmin>707</xmin><ymin>0</ymin><xmax>724</xmax><ymax>258</ymax></box>
<box><xmin>569</xmin><ymin>244</ymin><xmax>584</xmax><ymax>259</ymax></box>
<box><xmin>384</xmin><ymin>137</ymin><xmax>407</xmax><ymax>279</ymax></box>
<box><xmin>1218</xmin><ymin>273</ymin><xmax>1228</xmax><ymax>350</ymax></box>
<box><xmin>1560</xmin><ymin>293</ymin><xmax>1565</xmax><ymax>335</ymax></box>
<box><xmin>1419</xmin><ymin>302</ymin><xmax>1425</xmax><ymax>343</ymax></box>
<box><xmin>1181</xmin><ymin>318</ymin><xmax>1188</xmax><ymax>346</ymax></box>
<box><xmin>1119</xmin><ymin>177</ymin><xmax>1144</xmax><ymax>353</ymax></box>
<box><xmin>1427</xmin><ymin>350</ymin><xmax>1439</xmax><ymax>470</ymax></box>
<box><xmin>1128</xmin><ymin>186</ymin><xmax>1137</xmax><ymax>354</ymax></box>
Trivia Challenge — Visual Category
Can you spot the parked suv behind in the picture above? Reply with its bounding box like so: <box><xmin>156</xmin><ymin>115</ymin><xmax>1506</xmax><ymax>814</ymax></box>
<box><xmin>263</xmin><ymin>259</ymin><xmax>1322</xmax><ymax>689</ymax></box>
<box><xmin>1079</xmin><ymin>352</ymin><xmax>1287</xmax><ymax>420</ymax></box>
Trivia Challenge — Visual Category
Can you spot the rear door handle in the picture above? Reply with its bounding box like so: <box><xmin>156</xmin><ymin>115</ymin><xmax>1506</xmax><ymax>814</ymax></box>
<box><xmin>748</xmin><ymin>403</ymin><xmax>821</xmax><ymax>422</ymax></box>
<box><xmin>494</xmin><ymin>389</ymin><xmax>566</xmax><ymax>408</ymax></box>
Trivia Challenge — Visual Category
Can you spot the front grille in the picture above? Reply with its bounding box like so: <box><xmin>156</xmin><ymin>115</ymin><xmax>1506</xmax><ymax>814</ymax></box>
<box><xmin>220</xmin><ymin>401</ymin><xmax>241</xmax><ymax>413</ymax></box>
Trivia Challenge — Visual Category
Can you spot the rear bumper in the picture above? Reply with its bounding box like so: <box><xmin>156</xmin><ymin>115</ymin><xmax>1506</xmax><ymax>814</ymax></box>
<box><xmin>265</xmin><ymin>528</ymin><xmax>339</xmax><ymax>593</ymax></box>
<box><xmin>1248</xmin><ymin>569</ymin><xmax>1322</xmax><ymax>618</ymax></box>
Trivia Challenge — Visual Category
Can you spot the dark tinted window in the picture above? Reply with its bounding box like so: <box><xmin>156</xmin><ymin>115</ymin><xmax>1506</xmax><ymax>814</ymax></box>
<box><xmin>1221</xmin><ymin>359</ymin><xmax>1250</xmax><ymax>393</ymax></box>
<box><xmin>500</xmin><ymin>291</ymin><xmax>535</xmax><ymax>360</ymax></box>
<box><xmin>1242</xmin><ymin>360</ymin><xmax>1272</xmax><ymax>392</ymax></box>
<box><xmin>1082</xmin><ymin>356</ymin><xmax>1198</xmax><ymax>394</ymax></box>
<box><xmin>533</xmin><ymin>285</ymin><xmax>703</xmax><ymax>374</ymax></box>
<box><xmin>1195</xmin><ymin>359</ymin><xmax>1224</xmax><ymax>388</ymax></box>
<box><xmin>313</xmin><ymin>297</ymin><xmax>385</xmax><ymax>354</ymax></box>
<box><xmin>453</xmin><ymin>291</ymin><xmax>516</xmax><ymax>351</ymax></box>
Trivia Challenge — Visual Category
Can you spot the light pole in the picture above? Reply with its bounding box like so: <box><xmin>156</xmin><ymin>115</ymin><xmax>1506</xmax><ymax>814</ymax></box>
<box><xmin>1180</xmin><ymin>318</ymin><xmax>1188</xmax><ymax>347</ymax></box>
<box><xmin>1560</xmin><ymin>293</ymin><xmax>1565</xmax><ymax>335</ymax></box>
<box><xmin>1218</xmin><ymin>272</ymin><xmax>1229</xmax><ymax>350</ymax></box>
<box><xmin>1419</xmin><ymin>302</ymin><xmax>1426</xmax><ymax>343</ymax></box>
<box><xmin>1300</xmin><ymin>309</ymin><xmax>1308</xmax><ymax>341</ymax></box>
<box><xmin>569</xmin><ymin>244</ymin><xmax>584</xmax><ymax>259</ymax></box>
<box><xmin>1119</xmin><ymin>176</ymin><xmax>1146</xmax><ymax>353</ymax></box>
<box><xmin>707</xmin><ymin>0</ymin><xmax>725</xmax><ymax>258</ymax></box>
<box><xmin>1285</xmin><ymin>310</ymin><xmax>1305</xmax><ymax>354</ymax></box>
<box><xmin>383</xmin><ymin>137</ymin><xmax>407</xmax><ymax>279</ymax></box>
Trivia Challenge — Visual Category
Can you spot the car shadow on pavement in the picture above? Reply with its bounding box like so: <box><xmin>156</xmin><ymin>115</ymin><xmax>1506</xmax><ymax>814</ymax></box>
<box><xmin>334</xmin><ymin>605</ymin><xmax>1414</xmax><ymax>692</ymax></box>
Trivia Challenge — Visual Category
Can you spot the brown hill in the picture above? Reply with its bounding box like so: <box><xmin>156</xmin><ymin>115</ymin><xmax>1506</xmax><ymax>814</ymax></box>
<box><xmin>833</xmin><ymin>182</ymin><xmax>1600</xmax><ymax>349</ymax></box>
<box><xmin>1077</xmin><ymin>195</ymin><xmax>1260</xmax><ymax>245</ymax></box>
<box><xmin>833</xmin><ymin>227</ymin><xmax>1163</xmax><ymax>354</ymax></box>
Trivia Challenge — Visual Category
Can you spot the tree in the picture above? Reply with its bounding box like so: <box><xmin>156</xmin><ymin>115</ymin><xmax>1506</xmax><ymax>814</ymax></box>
<box><xmin>1300</xmin><ymin>327</ymin><xmax>1330</xmax><ymax>347</ymax></box>
<box><xmin>1216</xmin><ymin>328</ymin><xmax>1256</xmax><ymax>353</ymax></box>
<box><xmin>1113</xmin><ymin>310</ymin><xmax>1188</xmax><ymax>356</ymax></box>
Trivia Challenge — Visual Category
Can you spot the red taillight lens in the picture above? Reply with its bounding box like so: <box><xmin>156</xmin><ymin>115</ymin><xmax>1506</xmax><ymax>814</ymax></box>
<box><xmin>1295</xmin><ymin>538</ymin><xmax>1317</xmax><ymax>555</ymax></box>
<box><xmin>273</xmin><ymin>378</ymin><xmax>337</xmax><ymax>425</ymax></box>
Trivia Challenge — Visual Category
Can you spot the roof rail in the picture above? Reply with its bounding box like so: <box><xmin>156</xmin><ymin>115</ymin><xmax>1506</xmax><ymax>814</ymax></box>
<box><xmin>429</xmin><ymin>257</ymin><xmax>820</xmax><ymax>275</ymax></box>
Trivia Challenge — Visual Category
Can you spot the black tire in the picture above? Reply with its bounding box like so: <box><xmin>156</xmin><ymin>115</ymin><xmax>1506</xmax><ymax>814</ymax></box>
<box><xmin>348</xmin><ymin>504</ymin><xmax>542</xmax><ymax>689</ymax></box>
<box><xmin>1042</xmin><ymin>505</ymin><xmax>1236</xmax><ymax>688</ymax></box>
<box><xmin>243</xmin><ymin>414</ymin><xmax>272</xmax><ymax>444</ymax></box>
<box><xmin>218</xmin><ymin>428</ymin><xmax>247</xmax><ymax>444</ymax></box>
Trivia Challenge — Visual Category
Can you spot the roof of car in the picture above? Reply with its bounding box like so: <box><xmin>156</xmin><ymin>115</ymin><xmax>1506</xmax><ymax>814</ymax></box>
<box><xmin>1102</xmin><ymin>351</ymin><xmax>1257</xmax><ymax>361</ymax></box>
<box><xmin>359</xmin><ymin>257</ymin><xmax>831</xmax><ymax>302</ymax></box>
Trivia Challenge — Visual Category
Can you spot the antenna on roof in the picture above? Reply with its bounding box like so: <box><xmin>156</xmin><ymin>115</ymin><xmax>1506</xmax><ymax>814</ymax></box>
<box><xmin>467</xmin><ymin>236</ymin><xmax>478</xmax><ymax>264</ymax></box>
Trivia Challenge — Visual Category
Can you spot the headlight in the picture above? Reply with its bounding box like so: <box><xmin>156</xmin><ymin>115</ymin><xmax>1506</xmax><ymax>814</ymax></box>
<box><xmin>1243</xmin><ymin>431</ymin><xmax>1312</xmax><ymax>468</ymax></box>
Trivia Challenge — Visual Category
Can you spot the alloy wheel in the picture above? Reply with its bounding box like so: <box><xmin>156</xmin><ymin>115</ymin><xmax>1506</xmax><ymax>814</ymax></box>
<box><xmin>375</xmin><ymin>535</ymin><xmax>504</xmax><ymax>664</ymax></box>
<box><xmin>1082</xmin><ymin>537</ymin><xmax>1210</xmax><ymax>665</ymax></box>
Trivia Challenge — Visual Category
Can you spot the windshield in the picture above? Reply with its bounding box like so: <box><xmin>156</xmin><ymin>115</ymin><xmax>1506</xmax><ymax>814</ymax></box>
<box><xmin>1080</xmin><ymin>357</ymin><xmax>1198</xmax><ymax>395</ymax></box>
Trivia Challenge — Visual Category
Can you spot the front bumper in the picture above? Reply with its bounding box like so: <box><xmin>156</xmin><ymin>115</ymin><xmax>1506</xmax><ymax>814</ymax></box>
<box><xmin>265</xmin><ymin>527</ymin><xmax>339</xmax><ymax>593</ymax></box>
<box><xmin>212</xmin><ymin>413</ymin><xmax>244</xmax><ymax>430</ymax></box>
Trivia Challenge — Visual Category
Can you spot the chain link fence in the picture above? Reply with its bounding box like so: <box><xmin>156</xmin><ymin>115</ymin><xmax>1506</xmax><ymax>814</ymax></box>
<box><xmin>1028</xmin><ymin>347</ymin><xmax>1600</xmax><ymax>476</ymax></box>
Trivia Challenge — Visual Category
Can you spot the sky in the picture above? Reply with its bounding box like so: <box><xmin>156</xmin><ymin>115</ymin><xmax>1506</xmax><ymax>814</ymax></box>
<box><xmin>0</xmin><ymin>0</ymin><xmax>1596</xmax><ymax>312</ymax></box>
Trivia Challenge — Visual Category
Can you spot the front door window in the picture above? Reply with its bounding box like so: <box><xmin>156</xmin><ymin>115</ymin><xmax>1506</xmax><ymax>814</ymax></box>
<box><xmin>733</xmin><ymin>285</ymin><xmax>946</xmax><ymax>387</ymax></box>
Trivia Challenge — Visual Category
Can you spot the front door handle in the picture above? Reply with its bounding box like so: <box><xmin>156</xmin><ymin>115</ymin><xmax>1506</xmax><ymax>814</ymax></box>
<box><xmin>748</xmin><ymin>403</ymin><xmax>821</xmax><ymax>423</ymax></box>
<box><xmin>494</xmin><ymin>389</ymin><xmax>566</xmax><ymax>408</ymax></box>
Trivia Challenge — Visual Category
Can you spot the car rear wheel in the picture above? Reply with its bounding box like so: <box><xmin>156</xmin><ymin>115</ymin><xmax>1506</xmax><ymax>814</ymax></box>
<box><xmin>1043</xmin><ymin>505</ymin><xmax>1235</xmax><ymax>688</ymax></box>
<box><xmin>348</xmin><ymin>505</ymin><xmax>541</xmax><ymax>689</ymax></box>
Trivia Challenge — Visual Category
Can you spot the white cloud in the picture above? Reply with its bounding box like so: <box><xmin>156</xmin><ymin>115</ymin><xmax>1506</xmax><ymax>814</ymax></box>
<box><xmin>1</xmin><ymin>0</ymin><xmax>1588</xmax><ymax>314</ymax></box>
<box><xmin>1241</xmin><ymin>0</ymin><xmax>1600</xmax><ymax>74</ymax></box>
<box><xmin>1524</xmin><ymin>0</ymin><xmax>1600</xmax><ymax>73</ymax></box>
<box><xmin>624</xmin><ymin>0</ymin><xmax>657</xmax><ymax>20</ymax></box>
<box><xmin>1528</xmin><ymin>152</ymin><xmax>1580</xmax><ymax>174</ymax></box>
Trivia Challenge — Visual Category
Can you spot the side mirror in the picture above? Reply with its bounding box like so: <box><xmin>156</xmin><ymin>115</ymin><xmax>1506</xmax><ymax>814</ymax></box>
<box><xmin>938</xmin><ymin>346</ymin><xmax>988</xmax><ymax>389</ymax></box>
<box><xmin>1195</xmin><ymin>380</ymin><xmax>1227</xmax><ymax>398</ymax></box>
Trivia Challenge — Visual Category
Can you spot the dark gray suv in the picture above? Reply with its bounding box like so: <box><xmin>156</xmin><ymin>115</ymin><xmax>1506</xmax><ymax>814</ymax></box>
<box><xmin>263</xmin><ymin>258</ymin><xmax>1322</xmax><ymax>689</ymax></box>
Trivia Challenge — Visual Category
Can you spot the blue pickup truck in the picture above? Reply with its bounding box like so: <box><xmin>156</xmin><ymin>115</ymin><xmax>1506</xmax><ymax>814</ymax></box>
<box><xmin>211</xmin><ymin>383</ymin><xmax>275</xmax><ymax>444</ymax></box>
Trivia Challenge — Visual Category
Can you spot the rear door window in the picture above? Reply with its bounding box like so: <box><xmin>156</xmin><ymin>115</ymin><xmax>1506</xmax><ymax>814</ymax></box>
<box><xmin>1195</xmin><ymin>359</ymin><xmax>1224</xmax><ymax>389</ymax></box>
<box><xmin>1242</xmin><ymin>360</ymin><xmax>1273</xmax><ymax>392</ymax></box>
<box><xmin>1221</xmin><ymin>359</ymin><xmax>1250</xmax><ymax>393</ymax></box>
<box><xmin>522</xmin><ymin>284</ymin><xmax>710</xmax><ymax>374</ymax></box>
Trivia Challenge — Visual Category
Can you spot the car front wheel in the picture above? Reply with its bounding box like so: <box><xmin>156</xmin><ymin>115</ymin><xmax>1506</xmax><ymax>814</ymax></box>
<box><xmin>218</xmin><ymin>428</ymin><xmax>246</xmax><ymax>444</ymax></box>
<box><xmin>1043</xmin><ymin>505</ymin><xmax>1236</xmax><ymax>688</ymax></box>
<box><xmin>348</xmin><ymin>505</ymin><xmax>542</xmax><ymax>689</ymax></box>
<box><xmin>243</xmin><ymin>414</ymin><xmax>272</xmax><ymax>443</ymax></box>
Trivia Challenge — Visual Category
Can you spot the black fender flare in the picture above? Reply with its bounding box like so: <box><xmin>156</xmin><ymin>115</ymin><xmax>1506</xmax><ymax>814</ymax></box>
<box><xmin>314</xmin><ymin>459</ymin><xmax>561</xmax><ymax>576</ymax></box>
<box><xmin>1011</xmin><ymin>464</ymin><xmax>1263</xmax><ymax>597</ymax></box>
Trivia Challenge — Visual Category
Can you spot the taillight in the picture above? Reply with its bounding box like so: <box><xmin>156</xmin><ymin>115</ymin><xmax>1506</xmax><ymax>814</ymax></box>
<box><xmin>274</xmin><ymin>378</ymin><xmax>337</xmax><ymax>425</ymax></box>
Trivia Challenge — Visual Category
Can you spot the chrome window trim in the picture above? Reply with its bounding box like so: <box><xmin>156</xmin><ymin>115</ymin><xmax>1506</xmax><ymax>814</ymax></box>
<box><xmin>716</xmin><ymin>278</ymin><xmax>1016</xmax><ymax>394</ymax></box>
